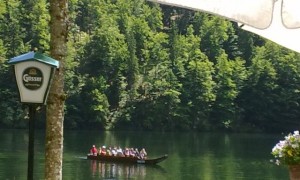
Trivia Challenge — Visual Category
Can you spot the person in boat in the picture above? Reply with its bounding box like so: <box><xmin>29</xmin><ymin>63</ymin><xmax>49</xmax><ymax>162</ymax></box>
<box><xmin>107</xmin><ymin>147</ymin><xmax>112</xmax><ymax>156</ymax></box>
<box><xmin>129</xmin><ymin>148</ymin><xmax>134</xmax><ymax>157</ymax></box>
<box><xmin>139</xmin><ymin>148</ymin><xmax>147</xmax><ymax>159</ymax></box>
<box><xmin>124</xmin><ymin>147</ymin><xmax>130</xmax><ymax>157</ymax></box>
<box><xmin>135</xmin><ymin>148</ymin><xmax>140</xmax><ymax>157</ymax></box>
<box><xmin>116</xmin><ymin>146</ymin><xmax>124</xmax><ymax>156</ymax></box>
<box><xmin>90</xmin><ymin>145</ymin><xmax>98</xmax><ymax>156</ymax></box>
<box><xmin>129</xmin><ymin>148</ymin><xmax>136</xmax><ymax>157</ymax></box>
<box><xmin>98</xmin><ymin>146</ymin><xmax>102</xmax><ymax>155</ymax></box>
<box><xmin>111</xmin><ymin>147</ymin><xmax>117</xmax><ymax>156</ymax></box>
<box><xmin>100</xmin><ymin>146</ymin><xmax>107</xmax><ymax>156</ymax></box>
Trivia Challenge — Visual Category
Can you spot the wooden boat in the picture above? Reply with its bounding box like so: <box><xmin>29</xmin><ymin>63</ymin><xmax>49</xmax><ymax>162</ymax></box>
<box><xmin>87</xmin><ymin>154</ymin><xmax>168</xmax><ymax>165</ymax></box>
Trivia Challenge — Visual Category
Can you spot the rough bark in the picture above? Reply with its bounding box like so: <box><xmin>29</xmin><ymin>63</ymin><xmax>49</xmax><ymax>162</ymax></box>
<box><xmin>45</xmin><ymin>0</ymin><xmax>68</xmax><ymax>179</ymax></box>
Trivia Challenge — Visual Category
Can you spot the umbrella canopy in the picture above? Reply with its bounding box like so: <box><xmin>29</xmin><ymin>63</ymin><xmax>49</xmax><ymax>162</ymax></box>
<box><xmin>148</xmin><ymin>0</ymin><xmax>300</xmax><ymax>53</ymax></box>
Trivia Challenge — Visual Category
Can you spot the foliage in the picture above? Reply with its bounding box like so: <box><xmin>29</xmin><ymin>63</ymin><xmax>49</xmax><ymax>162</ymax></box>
<box><xmin>1</xmin><ymin>0</ymin><xmax>300</xmax><ymax>132</ymax></box>
<box><xmin>211</xmin><ymin>52</ymin><xmax>247</xmax><ymax>130</ymax></box>
<box><xmin>272</xmin><ymin>131</ymin><xmax>300</xmax><ymax>165</ymax></box>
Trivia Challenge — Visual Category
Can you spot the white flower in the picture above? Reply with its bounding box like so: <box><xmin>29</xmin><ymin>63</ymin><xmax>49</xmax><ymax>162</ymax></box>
<box><xmin>271</xmin><ymin>130</ymin><xmax>300</xmax><ymax>166</ymax></box>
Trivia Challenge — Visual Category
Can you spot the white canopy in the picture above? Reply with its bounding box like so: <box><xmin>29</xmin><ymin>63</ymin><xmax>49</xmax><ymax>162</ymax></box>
<box><xmin>148</xmin><ymin>0</ymin><xmax>300</xmax><ymax>53</ymax></box>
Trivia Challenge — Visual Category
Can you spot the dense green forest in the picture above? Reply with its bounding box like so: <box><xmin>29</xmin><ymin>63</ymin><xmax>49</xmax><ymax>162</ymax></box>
<box><xmin>0</xmin><ymin>0</ymin><xmax>299</xmax><ymax>132</ymax></box>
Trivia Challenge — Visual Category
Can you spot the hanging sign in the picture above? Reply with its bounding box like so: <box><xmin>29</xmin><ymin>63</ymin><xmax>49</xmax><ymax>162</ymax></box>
<box><xmin>8</xmin><ymin>51</ymin><xmax>59</xmax><ymax>104</ymax></box>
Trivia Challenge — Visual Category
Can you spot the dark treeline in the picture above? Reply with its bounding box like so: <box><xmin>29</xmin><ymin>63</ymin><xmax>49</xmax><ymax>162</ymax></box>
<box><xmin>0</xmin><ymin>0</ymin><xmax>300</xmax><ymax>132</ymax></box>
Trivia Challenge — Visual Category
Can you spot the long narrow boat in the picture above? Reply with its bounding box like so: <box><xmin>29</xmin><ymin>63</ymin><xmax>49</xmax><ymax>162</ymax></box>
<box><xmin>87</xmin><ymin>154</ymin><xmax>168</xmax><ymax>165</ymax></box>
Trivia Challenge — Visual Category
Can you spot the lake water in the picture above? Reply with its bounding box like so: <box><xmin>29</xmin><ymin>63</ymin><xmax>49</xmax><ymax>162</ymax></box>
<box><xmin>0</xmin><ymin>129</ymin><xmax>289</xmax><ymax>179</ymax></box>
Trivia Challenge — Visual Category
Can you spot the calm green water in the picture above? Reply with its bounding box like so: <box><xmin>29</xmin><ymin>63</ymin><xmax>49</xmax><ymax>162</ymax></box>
<box><xmin>0</xmin><ymin>129</ymin><xmax>288</xmax><ymax>180</ymax></box>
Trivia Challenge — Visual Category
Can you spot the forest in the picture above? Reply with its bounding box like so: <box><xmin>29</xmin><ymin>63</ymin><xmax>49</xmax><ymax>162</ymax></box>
<box><xmin>0</xmin><ymin>0</ymin><xmax>300</xmax><ymax>132</ymax></box>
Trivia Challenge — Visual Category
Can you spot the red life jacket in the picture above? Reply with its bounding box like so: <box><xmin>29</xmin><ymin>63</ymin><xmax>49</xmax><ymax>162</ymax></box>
<box><xmin>91</xmin><ymin>147</ymin><xmax>97</xmax><ymax>155</ymax></box>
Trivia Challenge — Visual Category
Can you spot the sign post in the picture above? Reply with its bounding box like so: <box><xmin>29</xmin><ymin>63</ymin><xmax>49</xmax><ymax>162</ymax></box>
<box><xmin>8</xmin><ymin>51</ymin><xmax>59</xmax><ymax>180</ymax></box>
<box><xmin>27</xmin><ymin>104</ymin><xmax>36</xmax><ymax>180</ymax></box>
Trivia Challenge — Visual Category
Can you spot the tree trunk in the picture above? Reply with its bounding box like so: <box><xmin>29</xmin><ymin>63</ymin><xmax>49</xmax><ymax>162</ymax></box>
<box><xmin>45</xmin><ymin>0</ymin><xmax>68</xmax><ymax>179</ymax></box>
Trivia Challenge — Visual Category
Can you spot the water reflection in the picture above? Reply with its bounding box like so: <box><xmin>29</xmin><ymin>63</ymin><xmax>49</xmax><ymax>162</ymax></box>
<box><xmin>90</xmin><ymin>160</ymin><xmax>146</xmax><ymax>179</ymax></box>
<box><xmin>90</xmin><ymin>160</ymin><xmax>165</xmax><ymax>179</ymax></box>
